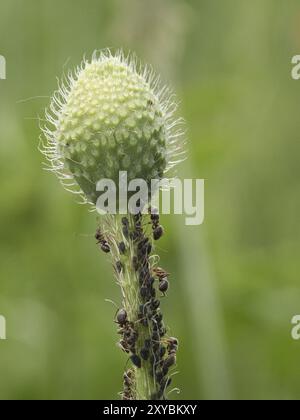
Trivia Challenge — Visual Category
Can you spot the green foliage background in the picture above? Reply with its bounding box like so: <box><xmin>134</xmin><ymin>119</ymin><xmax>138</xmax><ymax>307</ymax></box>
<box><xmin>0</xmin><ymin>0</ymin><xmax>300</xmax><ymax>400</ymax></box>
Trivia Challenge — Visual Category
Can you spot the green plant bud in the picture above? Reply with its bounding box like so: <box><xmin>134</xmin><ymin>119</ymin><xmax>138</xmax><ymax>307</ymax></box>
<box><xmin>41</xmin><ymin>50</ymin><xmax>185</xmax><ymax>205</ymax></box>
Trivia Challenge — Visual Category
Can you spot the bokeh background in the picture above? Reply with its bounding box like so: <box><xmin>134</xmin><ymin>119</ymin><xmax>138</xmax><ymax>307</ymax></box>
<box><xmin>0</xmin><ymin>0</ymin><xmax>300</xmax><ymax>400</ymax></box>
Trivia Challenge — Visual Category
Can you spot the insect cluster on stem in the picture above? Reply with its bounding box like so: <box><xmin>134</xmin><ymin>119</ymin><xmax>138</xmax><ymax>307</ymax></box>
<box><xmin>106</xmin><ymin>210</ymin><xmax>178</xmax><ymax>400</ymax></box>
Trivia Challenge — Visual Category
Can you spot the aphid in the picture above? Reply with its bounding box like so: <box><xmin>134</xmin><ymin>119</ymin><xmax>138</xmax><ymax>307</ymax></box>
<box><xmin>162</xmin><ymin>365</ymin><xmax>169</xmax><ymax>376</ymax></box>
<box><xmin>152</xmin><ymin>322</ymin><xmax>159</xmax><ymax>332</ymax></box>
<box><xmin>152</xmin><ymin>331</ymin><xmax>160</xmax><ymax>342</ymax></box>
<box><xmin>122</xmin><ymin>217</ymin><xmax>129</xmax><ymax>238</ymax></box>
<box><xmin>116</xmin><ymin>260</ymin><xmax>123</xmax><ymax>273</ymax></box>
<box><xmin>159</xmin><ymin>326</ymin><xmax>167</xmax><ymax>337</ymax></box>
<box><xmin>144</xmin><ymin>338</ymin><xmax>151</xmax><ymax>349</ymax></box>
<box><xmin>147</xmin><ymin>276</ymin><xmax>155</xmax><ymax>287</ymax></box>
<box><xmin>155</xmin><ymin>370</ymin><xmax>164</xmax><ymax>383</ymax></box>
<box><xmin>159</xmin><ymin>346</ymin><xmax>166</xmax><ymax>358</ymax></box>
<box><xmin>159</xmin><ymin>278</ymin><xmax>169</xmax><ymax>294</ymax></box>
<box><xmin>138</xmin><ymin>304</ymin><xmax>146</xmax><ymax>317</ymax></box>
<box><xmin>138</xmin><ymin>237</ymin><xmax>149</xmax><ymax>250</ymax></box>
<box><xmin>154</xmin><ymin>312</ymin><xmax>163</xmax><ymax>323</ymax></box>
<box><xmin>118</xmin><ymin>241</ymin><xmax>126</xmax><ymax>254</ymax></box>
<box><xmin>132</xmin><ymin>256</ymin><xmax>139</xmax><ymax>271</ymax></box>
<box><xmin>133</xmin><ymin>213</ymin><xmax>141</xmax><ymax>222</ymax></box>
<box><xmin>140</xmin><ymin>286</ymin><xmax>149</xmax><ymax>300</ymax></box>
<box><xmin>149</xmin><ymin>208</ymin><xmax>164</xmax><ymax>241</ymax></box>
<box><xmin>151</xmin><ymin>299</ymin><xmax>160</xmax><ymax>310</ymax></box>
<box><xmin>130</xmin><ymin>231</ymin><xmax>139</xmax><ymax>241</ymax></box>
<box><xmin>95</xmin><ymin>228</ymin><xmax>110</xmax><ymax>253</ymax></box>
<box><xmin>123</xmin><ymin>370</ymin><xmax>133</xmax><ymax>387</ymax></box>
<box><xmin>152</xmin><ymin>341</ymin><xmax>160</xmax><ymax>352</ymax></box>
<box><xmin>156</xmin><ymin>387</ymin><xmax>165</xmax><ymax>400</ymax></box>
<box><xmin>130</xmin><ymin>354</ymin><xmax>142</xmax><ymax>368</ymax></box>
<box><xmin>145</xmin><ymin>242</ymin><xmax>152</xmax><ymax>255</ymax></box>
<box><xmin>116</xmin><ymin>309</ymin><xmax>127</xmax><ymax>326</ymax></box>
<box><xmin>137</xmin><ymin>246</ymin><xmax>148</xmax><ymax>260</ymax></box>
<box><xmin>140</xmin><ymin>318</ymin><xmax>148</xmax><ymax>327</ymax></box>
<box><xmin>153</xmin><ymin>225</ymin><xmax>164</xmax><ymax>241</ymax></box>
<box><xmin>140</xmin><ymin>348</ymin><xmax>150</xmax><ymax>360</ymax></box>
<box><xmin>139</xmin><ymin>266</ymin><xmax>150</xmax><ymax>281</ymax></box>
<box><xmin>135</xmin><ymin>221</ymin><xmax>142</xmax><ymax>232</ymax></box>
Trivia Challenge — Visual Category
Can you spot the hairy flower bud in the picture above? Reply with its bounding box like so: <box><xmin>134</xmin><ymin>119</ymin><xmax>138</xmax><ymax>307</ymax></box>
<box><xmin>41</xmin><ymin>50</ymin><xmax>185</xmax><ymax>205</ymax></box>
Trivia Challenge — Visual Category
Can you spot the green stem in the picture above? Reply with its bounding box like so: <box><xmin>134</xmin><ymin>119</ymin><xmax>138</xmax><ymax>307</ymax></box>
<box><xmin>99</xmin><ymin>212</ymin><xmax>177</xmax><ymax>400</ymax></box>
<box><xmin>122</xmin><ymin>233</ymin><xmax>156</xmax><ymax>400</ymax></box>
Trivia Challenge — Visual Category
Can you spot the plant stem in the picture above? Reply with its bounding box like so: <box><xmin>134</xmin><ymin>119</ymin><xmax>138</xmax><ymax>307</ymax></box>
<box><xmin>98</xmin><ymin>211</ymin><xmax>178</xmax><ymax>400</ymax></box>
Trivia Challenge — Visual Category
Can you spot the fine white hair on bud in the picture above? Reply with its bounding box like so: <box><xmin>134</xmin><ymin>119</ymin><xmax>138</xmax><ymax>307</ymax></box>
<box><xmin>40</xmin><ymin>49</ymin><xmax>186</xmax><ymax>205</ymax></box>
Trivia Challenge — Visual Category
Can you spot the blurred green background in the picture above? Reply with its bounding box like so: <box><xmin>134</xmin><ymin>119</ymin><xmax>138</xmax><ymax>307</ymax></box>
<box><xmin>0</xmin><ymin>0</ymin><xmax>300</xmax><ymax>400</ymax></box>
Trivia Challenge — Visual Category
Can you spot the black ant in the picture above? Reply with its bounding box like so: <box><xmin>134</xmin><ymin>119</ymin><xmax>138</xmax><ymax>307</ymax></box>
<box><xmin>132</xmin><ymin>256</ymin><xmax>139</xmax><ymax>271</ymax></box>
<box><xmin>118</xmin><ymin>323</ymin><xmax>138</xmax><ymax>354</ymax></box>
<box><xmin>95</xmin><ymin>228</ymin><xmax>110</xmax><ymax>253</ymax></box>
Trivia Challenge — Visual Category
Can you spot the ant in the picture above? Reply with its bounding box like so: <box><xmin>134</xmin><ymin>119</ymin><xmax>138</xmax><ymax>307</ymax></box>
<box><xmin>122</xmin><ymin>369</ymin><xmax>134</xmax><ymax>400</ymax></box>
<box><xmin>153</xmin><ymin>267</ymin><xmax>169</xmax><ymax>280</ymax></box>
<box><xmin>115</xmin><ymin>308</ymin><xmax>138</xmax><ymax>354</ymax></box>
<box><xmin>163</xmin><ymin>353</ymin><xmax>176</xmax><ymax>370</ymax></box>
<box><xmin>167</xmin><ymin>337</ymin><xmax>178</xmax><ymax>355</ymax></box>
<box><xmin>140</xmin><ymin>347</ymin><xmax>150</xmax><ymax>361</ymax></box>
<box><xmin>118</xmin><ymin>323</ymin><xmax>138</xmax><ymax>354</ymax></box>
<box><xmin>95</xmin><ymin>228</ymin><xmax>110</xmax><ymax>253</ymax></box>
